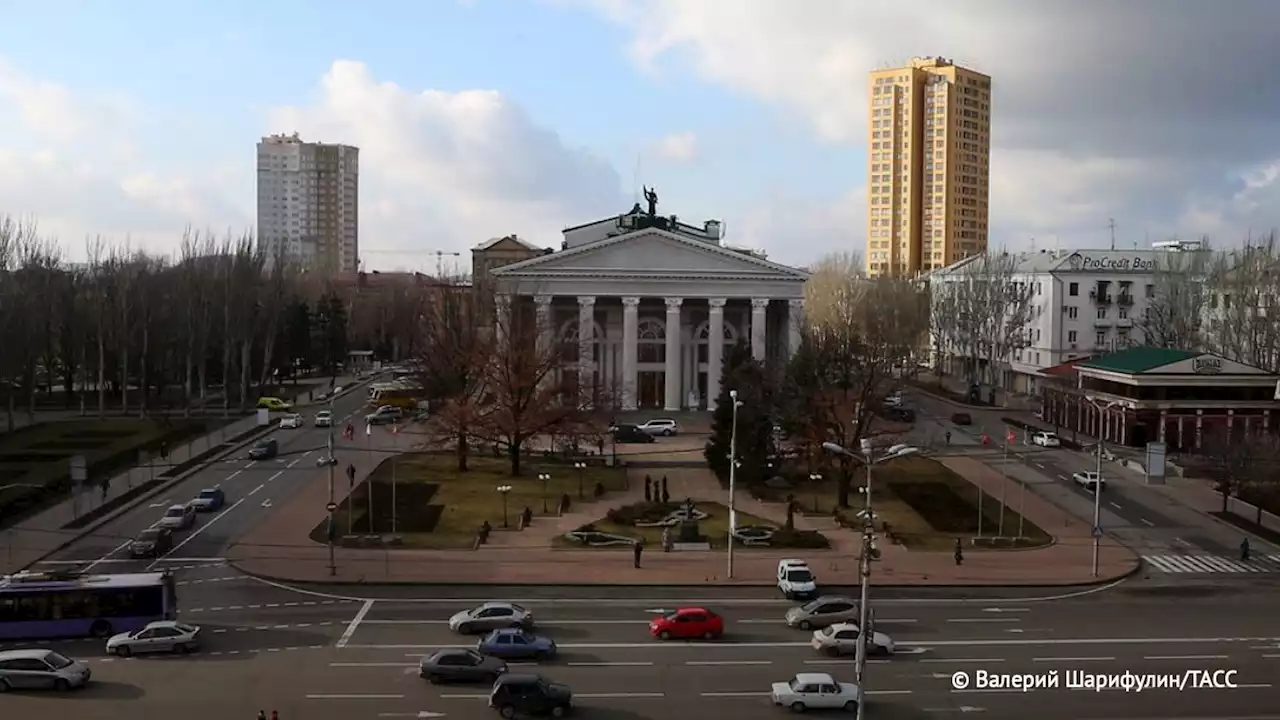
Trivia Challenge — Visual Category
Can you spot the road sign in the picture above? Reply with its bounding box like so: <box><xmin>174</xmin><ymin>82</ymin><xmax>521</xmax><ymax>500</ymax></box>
<box><xmin>326</xmin><ymin>502</ymin><xmax>338</xmax><ymax>512</ymax></box>
<box><xmin>69</xmin><ymin>455</ymin><xmax>87</xmax><ymax>486</ymax></box>
<box><xmin>1091</xmin><ymin>525</ymin><xmax>1103</xmax><ymax>538</ymax></box>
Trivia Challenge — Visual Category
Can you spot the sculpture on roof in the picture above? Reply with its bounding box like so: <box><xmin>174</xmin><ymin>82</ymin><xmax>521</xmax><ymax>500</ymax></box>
<box><xmin>643</xmin><ymin>186</ymin><xmax>658</xmax><ymax>216</ymax></box>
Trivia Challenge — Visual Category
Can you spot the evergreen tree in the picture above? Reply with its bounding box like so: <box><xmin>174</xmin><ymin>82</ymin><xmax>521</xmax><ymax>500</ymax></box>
<box><xmin>704</xmin><ymin>341</ymin><xmax>776</xmax><ymax>488</ymax></box>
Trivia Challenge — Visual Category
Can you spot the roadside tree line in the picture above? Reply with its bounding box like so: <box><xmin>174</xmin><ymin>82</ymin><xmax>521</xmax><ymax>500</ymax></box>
<box><xmin>0</xmin><ymin>216</ymin><xmax>430</xmax><ymax>429</ymax></box>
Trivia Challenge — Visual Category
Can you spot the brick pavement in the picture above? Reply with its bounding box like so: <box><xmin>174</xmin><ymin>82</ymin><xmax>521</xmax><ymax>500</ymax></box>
<box><xmin>228</xmin><ymin>448</ymin><xmax>1140</xmax><ymax>587</ymax></box>
<box><xmin>1</xmin><ymin>374</ymin><xmax>368</xmax><ymax>575</ymax></box>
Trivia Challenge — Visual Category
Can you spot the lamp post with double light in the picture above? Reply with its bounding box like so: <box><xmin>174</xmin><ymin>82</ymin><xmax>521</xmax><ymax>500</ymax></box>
<box><xmin>822</xmin><ymin>440</ymin><xmax>918</xmax><ymax>720</ymax></box>
<box><xmin>808</xmin><ymin>472</ymin><xmax>822</xmax><ymax>513</ymax></box>
<box><xmin>1083</xmin><ymin>395</ymin><xmax>1125</xmax><ymax>577</ymax></box>
<box><xmin>537</xmin><ymin>473</ymin><xmax>551</xmax><ymax>513</ymax></box>
<box><xmin>727</xmin><ymin>388</ymin><xmax>744</xmax><ymax>579</ymax></box>
<box><xmin>573</xmin><ymin>461</ymin><xmax>587</xmax><ymax>499</ymax></box>
<box><xmin>497</xmin><ymin>485</ymin><xmax>513</xmax><ymax>528</ymax></box>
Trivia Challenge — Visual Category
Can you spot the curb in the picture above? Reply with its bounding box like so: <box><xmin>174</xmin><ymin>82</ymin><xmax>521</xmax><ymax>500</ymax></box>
<box><xmin>907</xmin><ymin>382</ymin><xmax>1002</xmax><ymax>411</ymax></box>
<box><xmin>228</xmin><ymin>556</ymin><xmax>1142</xmax><ymax>590</ymax></box>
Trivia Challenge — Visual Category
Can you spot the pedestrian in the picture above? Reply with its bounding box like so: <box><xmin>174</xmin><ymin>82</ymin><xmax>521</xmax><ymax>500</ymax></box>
<box><xmin>1241</xmin><ymin>537</ymin><xmax>1251</xmax><ymax>562</ymax></box>
<box><xmin>100</xmin><ymin>476</ymin><xmax>110</xmax><ymax>501</ymax></box>
<box><xmin>160</xmin><ymin>440</ymin><xmax>169</xmax><ymax>461</ymax></box>
<box><xmin>346</xmin><ymin>463</ymin><xmax>356</xmax><ymax>486</ymax></box>
<box><xmin>945</xmin><ymin>431</ymin><xmax>952</xmax><ymax>445</ymax></box>
<box><xmin>633</xmin><ymin>540</ymin><xmax>643</xmax><ymax>569</ymax></box>
<box><xmin>661</xmin><ymin>527</ymin><xmax>670</xmax><ymax>552</ymax></box>
<box><xmin>954</xmin><ymin>538</ymin><xmax>964</xmax><ymax>566</ymax></box>
<box><xmin>271</xmin><ymin>711</ymin><xmax>279</xmax><ymax>720</ymax></box>
<box><xmin>257</xmin><ymin>712</ymin><xmax>267</xmax><ymax>720</ymax></box>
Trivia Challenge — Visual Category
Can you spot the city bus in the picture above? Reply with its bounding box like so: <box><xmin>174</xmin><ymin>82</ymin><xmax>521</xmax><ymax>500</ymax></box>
<box><xmin>368</xmin><ymin>382</ymin><xmax>426</xmax><ymax>410</ymax></box>
<box><xmin>0</xmin><ymin>570</ymin><xmax>177</xmax><ymax>639</ymax></box>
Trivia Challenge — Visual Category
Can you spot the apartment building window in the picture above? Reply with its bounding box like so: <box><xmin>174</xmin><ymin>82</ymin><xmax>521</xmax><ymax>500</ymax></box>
<box><xmin>1067</xmin><ymin>306</ymin><xmax>1078</xmax><ymax>319</ymax></box>
<box><xmin>1095</xmin><ymin>331</ymin><xmax>1106</xmax><ymax>346</ymax></box>
<box><xmin>1096</xmin><ymin>308</ymin><xmax>1107</xmax><ymax>319</ymax></box>
<box><xmin>1118</xmin><ymin>308</ymin><xmax>1128</xmax><ymax>320</ymax></box>
<box><xmin>1068</xmin><ymin>330</ymin><xmax>1078</xmax><ymax>343</ymax></box>
<box><xmin>1145</xmin><ymin>283</ymin><xmax>1155</xmax><ymax>298</ymax></box>
<box><xmin>1035</xmin><ymin>282</ymin><xmax>1042</xmax><ymax>295</ymax></box>
<box><xmin>1035</xmin><ymin>329</ymin><xmax>1042</xmax><ymax>341</ymax></box>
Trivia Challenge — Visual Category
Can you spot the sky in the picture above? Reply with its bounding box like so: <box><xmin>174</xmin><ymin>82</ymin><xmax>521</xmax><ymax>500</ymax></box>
<box><xmin>3</xmin><ymin>0</ymin><xmax>1280</xmax><ymax>271</ymax></box>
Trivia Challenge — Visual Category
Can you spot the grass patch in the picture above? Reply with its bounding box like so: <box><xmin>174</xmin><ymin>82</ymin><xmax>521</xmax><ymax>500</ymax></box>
<box><xmin>555</xmin><ymin>501</ymin><xmax>830</xmax><ymax>550</ymax></box>
<box><xmin>0</xmin><ymin>418</ymin><xmax>216</xmax><ymax>529</ymax></box>
<box><xmin>312</xmin><ymin>453</ymin><xmax>629</xmax><ymax>549</ymax></box>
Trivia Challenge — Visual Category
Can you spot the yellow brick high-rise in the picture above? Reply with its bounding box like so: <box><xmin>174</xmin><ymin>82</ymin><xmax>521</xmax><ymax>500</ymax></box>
<box><xmin>866</xmin><ymin>57</ymin><xmax>991</xmax><ymax>277</ymax></box>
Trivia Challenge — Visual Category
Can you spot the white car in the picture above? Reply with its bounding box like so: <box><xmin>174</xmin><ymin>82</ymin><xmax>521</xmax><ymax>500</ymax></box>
<box><xmin>771</xmin><ymin>672</ymin><xmax>859</xmax><ymax>713</ymax></box>
<box><xmin>636</xmin><ymin>418</ymin><xmax>679</xmax><ymax>436</ymax></box>
<box><xmin>811</xmin><ymin>623</ymin><xmax>895</xmax><ymax>656</ymax></box>
<box><xmin>1072</xmin><ymin>471</ymin><xmax>1105</xmax><ymax>491</ymax></box>
<box><xmin>314</xmin><ymin>410</ymin><xmax>333</xmax><ymax>428</ymax></box>
<box><xmin>777</xmin><ymin>559</ymin><xmax>818</xmax><ymax>600</ymax></box>
<box><xmin>883</xmin><ymin>392</ymin><xmax>903</xmax><ymax>407</ymax></box>
<box><xmin>156</xmin><ymin>504</ymin><xmax>196</xmax><ymax>530</ymax></box>
<box><xmin>106</xmin><ymin>621</ymin><xmax>201</xmax><ymax>657</ymax></box>
<box><xmin>1031</xmin><ymin>431</ymin><xmax>1060</xmax><ymax>447</ymax></box>
<box><xmin>279</xmin><ymin>413</ymin><xmax>304</xmax><ymax>429</ymax></box>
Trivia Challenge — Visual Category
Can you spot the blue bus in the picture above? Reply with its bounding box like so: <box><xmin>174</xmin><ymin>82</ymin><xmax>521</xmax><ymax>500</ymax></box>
<box><xmin>0</xmin><ymin>570</ymin><xmax>177</xmax><ymax>640</ymax></box>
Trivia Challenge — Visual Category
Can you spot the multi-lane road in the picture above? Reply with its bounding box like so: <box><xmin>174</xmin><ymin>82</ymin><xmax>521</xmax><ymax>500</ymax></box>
<box><xmin>5</xmin><ymin>581</ymin><xmax>1280</xmax><ymax>719</ymax></box>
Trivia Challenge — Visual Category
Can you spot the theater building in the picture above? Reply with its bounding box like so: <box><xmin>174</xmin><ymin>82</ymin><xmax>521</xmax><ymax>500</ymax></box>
<box><xmin>1039</xmin><ymin>347</ymin><xmax>1280</xmax><ymax>450</ymax></box>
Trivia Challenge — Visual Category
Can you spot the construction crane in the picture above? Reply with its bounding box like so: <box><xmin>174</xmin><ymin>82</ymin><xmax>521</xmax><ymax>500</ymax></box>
<box><xmin>359</xmin><ymin>249</ymin><xmax>461</xmax><ymax>277</ymax></box>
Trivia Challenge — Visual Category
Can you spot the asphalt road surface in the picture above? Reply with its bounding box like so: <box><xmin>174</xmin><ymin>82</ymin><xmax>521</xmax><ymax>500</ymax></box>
<box><xmin>34</xmin><ymin>387</ymin><xmax>382</xmax><ymax>574</ymax></box>
<box><xmin>6</xmin><ymin>581</ymin><xmax>1280</xmax><ymax>719</ymax></box>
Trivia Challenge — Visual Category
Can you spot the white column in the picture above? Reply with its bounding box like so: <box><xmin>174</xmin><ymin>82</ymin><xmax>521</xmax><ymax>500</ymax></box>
<box><xmin>578</xmin><ymin>296</ymin><xmax>596</xmax><ymax>402</ymax></box>
<box><xmin>706</xmin><ymin>298</ymin><xmax>726</xmax><ymax>411</ymax></box>
<box><xmin>750</xmin><ymin>298</ymin><xmax>769</xmax><ymax>362</ymax></box>
<box><xmin>534</xmin><ymin>295</ymin><xmax>553</xmax><ymax>356</ymax></box>
<box><xmin>787</xmin><ymin>299</ymin><xmax>804</xmax><ymax>358</ymax></box>
<box><xmin>664</xmin><ymin>297</ymin><xmax>683</xmax><ymax>411</ymax></box>
<box><xmin>621</xmin><ymin>297</ymin><xmax>639</xmax><ymax>411</ymax></box>
<box><xmin>494</xmin><ymin>293</ymin><xmax>513</xmax><ymax>346</ymax></box>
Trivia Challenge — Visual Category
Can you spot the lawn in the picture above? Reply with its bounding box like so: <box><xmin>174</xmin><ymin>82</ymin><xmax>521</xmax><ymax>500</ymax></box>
<box><xmin>314</xmin><ymin>452</ymin><xmax>629</xmax><ymax>549</ymax></box>
<box><xmin>0</xmin><ymin>418</ymin><xmax>215</xmax><ymax>527</ymax></box>
<box><xmin>555</xmin><ymin>500</ymin><xmax>830</xmax><ymax>550</ymax></box>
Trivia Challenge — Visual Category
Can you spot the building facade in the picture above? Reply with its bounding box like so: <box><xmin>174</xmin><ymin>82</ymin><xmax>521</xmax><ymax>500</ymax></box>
<box><xmin>257</xmin><ymin>132</ymin><xmax>360</xmax><ymax>273</ymax></box>
<box><xmin>472</xmin><ymin>235</ymin><xmax>551</xmax><ymax>288</ymax></box>
<box><xmin>490</xmin><ymin>199</ymin><xmax>808</xmax><ymax>412</ymax></box>
<box><xmin>930</xmin><ymin>246</ymin><xmax>1207</xmax><ymax>395</ymax></box>
<box><xmin>866</xmin><ymin>57</ymin><xmax>991</xmax><ymax>277</ymax></box>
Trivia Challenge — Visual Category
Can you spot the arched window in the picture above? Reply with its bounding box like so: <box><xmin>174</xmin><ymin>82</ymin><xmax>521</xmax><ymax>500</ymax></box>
<box><xmin>695</xmin><ymin>320</ymin><xmax>740</xmax><ymax>364</ymax></box>
<box><xmin>637</xmin><ymin>318</ymin><xmax>666</xmax><ymax>363</ymax></box>
<box><xmin>559</xmin><ymin>322</ymin><xmax>601</xmax><ymax>363</ymax></box>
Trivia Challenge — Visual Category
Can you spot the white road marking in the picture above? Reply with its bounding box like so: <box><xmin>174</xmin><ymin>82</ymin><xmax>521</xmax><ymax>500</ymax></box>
<box><xmin>947</xmin><ymin>618</ymin><xmax>1019</xmax><ymax>623</ymax></box>
<box><xmin>331</xmin><ymin>663</ymin><xmax>414</xmax><ymax>668</ymax></box>
<box><xmin>337</xmin><ymin>600</ymin><xmax>375</xmax><ymax>648</ymax></box>
<box><xmin>1033</xmin><ymin>657</ymin><xmax>1114</xmax><ymax>662</ymax></box>
<box><xmin>1143</xmin><ymin>654</ymin><xmax>1228</xmax><ymax>660</ymax></box>
<box><xmin>249</xmin><ymin>484</ymin><xmax>265</xmax><ymax>496</ymax></box>
<box><xmin>307</xmin><ymin>694</ymin><xmax>404</xmax><ymax>700</ymax></box>
<box><xmin>287</xmin><ymin>459</ymin><xmax>299</xmax><ymax>468</ymax></box>
<box><xmin>1110</xmin><ymin>502</ymin><xmax>1123</xmax><ymax>509</ymax></box>
<box><xmin>567</xmin><ymin>661</ymin><xmax>653</xmax><ymax>667</ymax></box>
<box><xmin>82</xmin><ymin>540</ymin><xmax>132</xmax><ymax>572</ymax></box>
<box><xmin>981</xmin><ymin>608</ymin><xmax>1030</xmax><ymax>614</ymax></box>
<box><xmin>343</xmin><ymin>636</ymin><xmax>1280</xmax><ymax>651</ymax></box>
<box><xmin>148</xmin><ymin>497</ymin><xmax>247</xmax><ymax>568</ymax></box>
<box><xmin>1140</xmin><ymin>518</ymin><xmax>1156</xmax><ymax>527</ymax></box>
<box><xmin>921</xmin><ymin>658</ymin><xmax>1003</xmax><ymax>664</ymax></box>
<box><xmin>686</xmin><ymin>660</ymin><xmax>772</xmax><ymax>666</ymax></box>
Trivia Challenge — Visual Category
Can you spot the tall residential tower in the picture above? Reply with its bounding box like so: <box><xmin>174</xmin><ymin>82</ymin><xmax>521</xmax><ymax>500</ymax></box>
<box><xmin>256</xmin><ymin>132</ymin><xmax>360</xmax><ymax>273</ymax></box>
<box><xmin>866</xmin><ymin>57</ymin><xmax>991</xmax><ymax>277</ymax></box>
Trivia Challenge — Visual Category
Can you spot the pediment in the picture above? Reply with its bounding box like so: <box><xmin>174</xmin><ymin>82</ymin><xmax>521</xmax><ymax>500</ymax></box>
<box><xmin>491</xmin><ymin>230</ymin><xmax>808</xmax><ymax>280</ymax></box>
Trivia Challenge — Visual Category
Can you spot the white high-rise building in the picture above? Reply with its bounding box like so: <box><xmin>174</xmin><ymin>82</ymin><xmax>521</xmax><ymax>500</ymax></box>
<box><xmin>256</xmin><ymin>132</ymin><xmax>360</xmax><ymax>273</ymax></box>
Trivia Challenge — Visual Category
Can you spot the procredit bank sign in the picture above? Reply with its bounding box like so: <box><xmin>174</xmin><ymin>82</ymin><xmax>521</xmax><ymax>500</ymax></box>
<box><xmin>1065</xmin><ymin>253</ymin><xmax>1158</xmax><ymax>273</ymax></box>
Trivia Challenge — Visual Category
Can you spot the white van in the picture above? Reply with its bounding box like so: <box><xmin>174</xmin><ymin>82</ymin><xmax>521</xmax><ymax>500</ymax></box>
<box><xmin>777</xmin><ymin>559</ymin><xmax>818</xmax><ymax>600</ymax></box>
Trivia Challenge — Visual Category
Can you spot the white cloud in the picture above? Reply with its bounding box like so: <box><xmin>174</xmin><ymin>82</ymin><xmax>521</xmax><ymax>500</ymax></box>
<box><xmin>653</xmin><ymin>131</ymin><xmax>698</xmax><ymax>163</ymax></box>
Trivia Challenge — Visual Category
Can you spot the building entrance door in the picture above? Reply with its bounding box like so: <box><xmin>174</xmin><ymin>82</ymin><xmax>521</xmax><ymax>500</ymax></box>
<box><xmin>637</xmin><ymin>371</ymin><xmax>664</xmax><ymax>408</ymax></box>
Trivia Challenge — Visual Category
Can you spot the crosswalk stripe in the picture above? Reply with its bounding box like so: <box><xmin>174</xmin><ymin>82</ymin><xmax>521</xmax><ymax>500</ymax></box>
<box><xmin>1143</xmin><ymin>554</ymin><xmax>1280</xmax><ymax>574</ymax></box>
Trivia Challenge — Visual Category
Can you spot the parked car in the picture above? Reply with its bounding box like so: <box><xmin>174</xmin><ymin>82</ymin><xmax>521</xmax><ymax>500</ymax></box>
<box><xmin>279</xmin><ymin>413</ymin><xmax>304</xmax><ymax>429</ymax></box>
<box><xmin>0</xmin><ymin>649</ymin><xmax>91</xmax><ymax>692</ymax></box>
<box><xmin>128</xmin><ymin>527</ymin><xmax>173</xmax><ymax>558</ymax></box>
<box><xmin>106</xmin><ymin>621</ymin><xmax>201</xmax><ymax>657</ymax></box>
<box><xmin>649</xmin><ymin>607</ymin><xmax>724</xmax><ymax>641</ymax></box>
<box><xmin>314</xmin><ymin>410</ymin><xmax>333</xmax><ymax>428</ymax></box>
<box><xmin>951</xmin><ymin>412</ymin><xmax>972</xmax><ymax>425</ymax></box>
<box><xmin>476</xmin><ymin>628</ymin><xmax>557</xmax><ymax>661</ymax></box>
<box><xmin>771</xmin><ymin>672</ymin><xmax>859</xmax><ymax>713</ymax></box>
<box><xmin>156</xmin><ymin>504</ymin><xmax>196</xmax><ymax>531</ymax></box>
<box><xmin>611</xmin><ymin>424</ymin><xmax>655</xmax><ymax>443</ymax></box>
<box><xmin>883</xmin><ymin>392</ymin><xmax>903</xmax><ymax>408</ymax></box>
<box><xmin>811</xmin><ymin>622</ymin><xmax>895</xmax><ymax>656</ymax></box>
<box><xmin>188</xmin><ymin>487</ymin><xmax>226</xmax><ymax>512</ymax></box>
<box><xmin>636</xmin><ymin>418</ymin><xmax>679</xmax><ymax>436</ymax></box>
<box><xmin>1073</xmin><ymin>471</ymin><xmax>1105</xmax><ymax>491</ymax></box>
<box><xmin>256</xmin><ymin>396</ymin><xmax>292</xmax><ymax>411</ymax></box>
<box><xmin>365</xmin><ymin>405</ymin><xmax>404</xmax><ymax>426</ymax></box>
<box><xmin>488</xmin><ymin>673</ymin><xmax>572</xmax><ymax>718</ymax></box>
<box><xmin>419</xmin><ymin>648</ymin><xmax>508</xmax><ymax>684</ymax></box>
<box><xmin>248</xmin><ymin>438</ymin><xmax>278</xmax><ymax>460</ymax></box>
<box><xmin>1029</xmin><ymin>427</ymin><xmax>1059</xmax><ymax>445</ymax></box>
<box><xmin>448</xmin><ymin>602</ymin><xmax>535</xmax><ymax>634</ymax></box>
<box><xmin>777</xmin><ymin>559</ymin><xmax>818</xmax><ymax>600</ymax></box>
<box><xmin>885</xmin><ymin>407</ymin><xmax>916</xmax><ymax>422</ymax></box>
<box><xmin>784</xmin><ymin>596</ymin><xmax>860</xmax><ymax>630</ymax></box>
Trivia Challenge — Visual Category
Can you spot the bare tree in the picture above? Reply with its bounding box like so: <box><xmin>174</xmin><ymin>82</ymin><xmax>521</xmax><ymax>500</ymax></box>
<box><xmin>1141</xmin><ymin>244</ymin><xmax>1213</xmax><ymax>352</ymax></box>
<box><xmin>1203</xmin><ymin>237</ymin><xmax>1280</xmax><ymax>371</ymax></box>
<box><xmin>929</xmin><ymin>249</ymin><xmax>1034</xmax><ymax>401</ymax></box>
<box><xmin>416</xmin><ymin>283</ymin><xmax>489</xmax><ymax>472</ymax></box>
<box><xmin>179</xmin><ymin>229</ymin><xmax>219</xmax><ymax>411</ymax></box>
<box><xmin>1196</xmin><ymin>427</ymin><xmax>1280</xmax><ymax>515</ymax></box>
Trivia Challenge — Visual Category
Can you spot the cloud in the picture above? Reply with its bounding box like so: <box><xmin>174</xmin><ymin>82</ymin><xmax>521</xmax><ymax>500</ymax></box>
<box><xmin>653</xmin><ymin>131</ymin><xmax>698</xmax><ymax>163</ymax></box>
<box><xmin>266</xmin><ymin>60</ymin><xmax>627</xmax><ymax>262</ymax></box>
<box><xmin>578</xmin><ymin>0</ymin><xmax>1280</xmax><ymax>250</ymax></box>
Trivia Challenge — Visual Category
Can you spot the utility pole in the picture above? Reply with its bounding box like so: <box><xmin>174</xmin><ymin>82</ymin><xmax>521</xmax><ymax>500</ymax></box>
<box><xmin>1108</xmin><ymin>218</ymin><xmax>1116</xmax><ymax>251</ymax></box>
<box><xmin>326</xmin><ymin>402</ymin><xmax>337</xmax><ymax>576</ymax></box>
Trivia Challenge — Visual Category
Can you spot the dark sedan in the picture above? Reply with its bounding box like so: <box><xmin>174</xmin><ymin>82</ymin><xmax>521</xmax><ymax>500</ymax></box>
<box><xmin>477</xmin><ymin>628</ymin><xmax>557</xmax><ymax>661</ymax></box>
<box><xmin>419</xmin><ymin>648</ymin><xmax>508</xmax><ymax>684</ymax></box>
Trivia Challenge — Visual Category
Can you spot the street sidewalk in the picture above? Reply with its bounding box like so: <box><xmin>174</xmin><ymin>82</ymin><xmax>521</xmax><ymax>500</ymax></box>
<box><xmin>1</xmin><ymin>373</ymin><xmax>370</xmax><ymax>575</ymax></box>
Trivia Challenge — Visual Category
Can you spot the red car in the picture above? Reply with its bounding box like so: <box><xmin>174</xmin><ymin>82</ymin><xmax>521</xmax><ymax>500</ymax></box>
<box><xmin>649</xmin><ymin>607</ymin><xmax>725</xmax><ymax>641</ymax></box>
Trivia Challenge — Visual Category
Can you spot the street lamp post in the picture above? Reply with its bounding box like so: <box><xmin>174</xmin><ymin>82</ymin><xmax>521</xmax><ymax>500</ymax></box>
<box><xmin>808</xmin><ymin>473</ymin><xmax>822</xmax><ymax>513</ymax></box>
<box><xmin>574</xmin><ymin>461</ymin><xmax>587</xmax><ymax>499</ymax></box>
<box><xmin>538</xmin><ymin>473</ymin><xmax>551</xmax><ymax>513</ymax></box>
<box><xmin>822</xmin><ymin>440</ymin><xmax>918</xmax><ymax>720</ymax></box>
<box><xmin>325</xmin><ymin>392</ymin><xmax>338</xmax><ymax>576</ymax></box>
<box><xmin>497</xmin><ymin>485</ymin><xmax>513</xmax><ymax>528</ymax></box>
<box><xmin>727</xmin><ymin>389</ymin><xmax>744</xmax><ymax>579</ymax></box>
<box><xmin>1083</xmin><ymin>396</ymin><xmax>1125</xmax><ymax>578</ymax></box>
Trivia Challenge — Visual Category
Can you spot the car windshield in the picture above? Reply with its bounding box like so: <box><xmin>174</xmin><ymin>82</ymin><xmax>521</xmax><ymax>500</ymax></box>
<box><xmin>175</xmin><ymin>624</ymin><xmax>197</xmax><ymax>633</ymax></box>
<box><xmin>799</xmin><ymin>599</ymin><xmax>823</xmax><ymax>612</ymax></box>
<box><xmin>789</xmin><ymin>679</ymin><xmax>805</xmax><ymax>691</ymax></box>
<box><xmin>164</xmin><ymin>507</ymin><xmax>183</xmax><ymax>517</ymax></box>
<box><xmin>317</xmin><ymin>411</ymin><xmax>331</xmax><ymax>417</ymax></box>
<box><xmin>465</xmin><ymin>650</ymin><xmax>483</xmax><ymax>663</ymax></box>
<box><xmin>44</xmin><ymin>652</ymin><xmax>74</xmax><ymax>669</ymax></box>
<box><xmin>786</xmin><ymin>569</ymin><xmax>813</xmax><ymax>582</ymax></box>
<box><xmin>199</xmin><ymin>490</ymin><xmax>217</xmax><ymax>499</ymax></box>
<box><xmin>138</xmin><ymin>529</ymin><xmax>159</xmax><ymax>540</ymax></box>
<box><xmin>255</xmin><ymin>441</ymin><xmax>270</xmax><ymax>449</ymax></box>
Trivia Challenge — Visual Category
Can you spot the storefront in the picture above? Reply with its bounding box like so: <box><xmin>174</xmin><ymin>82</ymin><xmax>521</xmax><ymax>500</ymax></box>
<box><xmin>1039</xmin><ymin>347</ymin><xmax>1280</xmax><ymax>450</ymax></box>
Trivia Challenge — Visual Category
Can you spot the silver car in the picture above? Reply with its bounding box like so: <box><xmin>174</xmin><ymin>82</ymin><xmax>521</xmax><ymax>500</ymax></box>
<box><xmin>785</xmin><ymin>596</ymin><xmax>861</xmax><ymax>630</ymax></box>
<box><xmin>811</xmin><ymin>623</ymin><xmax>895</xmax><ymax>656</ymax></box>
<box><xmin>0</xmin><ymin>649</ymin><xmax>91</xmax><ymax>692</ymax></box>
<box><xmin>106</xmin><ymin>621</ymin><xmax>201</xmax><ymax>657</ymax></box>
<box><xmin>448</xmin><ymin>602</ymin><xmax>534</xmax><ymax>634</ymax></box>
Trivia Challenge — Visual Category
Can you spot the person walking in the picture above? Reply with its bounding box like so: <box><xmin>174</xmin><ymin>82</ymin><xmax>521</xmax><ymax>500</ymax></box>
<box><xmin>100</xmin><ymin>476</ymin><xmax>110</xmax><ymax>502</ymax></box>
<box><xmin>633</xmin><ymin>540</ymin><xmax>643</xmax><ymax>569</ymax></box>
<box><xmin>257</xmin><ymin>712</ymin><xmax>267</xmax><ymax>720</ymax></box>
<box><xmin>954</xmin><ymin>538</ymin><xmax>964</xmax><ymax>567</ymax></box>
<box><xmin>1241</xmin><ymin>537</ymin><xmax>1251</xmax><ymax>562</ymax></box>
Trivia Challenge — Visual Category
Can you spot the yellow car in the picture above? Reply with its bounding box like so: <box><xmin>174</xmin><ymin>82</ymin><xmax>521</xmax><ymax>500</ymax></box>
<box><xmin>256</xmin><ymin>397</ymin><xmax>293</xmax><ymax>411</ymax></box>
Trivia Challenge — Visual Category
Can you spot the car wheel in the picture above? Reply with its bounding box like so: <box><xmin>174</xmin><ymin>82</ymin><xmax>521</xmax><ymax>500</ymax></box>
<box><xmin>551</xmin><ymin>705</ymin><xmax>569</xmax><ymax>718</ymax></box>
<box><xmin>499</xmin><ymin>705</ymin><xmax>517</xmax><ymax>719</ymax></box>
<box><xmin>90</xmin><ymin>620</ymin><xmax>114</xmax><ymax>639</ymax></box>
<box><xmin>54</xmin><ymin>678</ymin><xmax>71</xmax><ymax>692</ymax></box>
<box><xmin>427</xmin><ymin>674</ymin><xmax>442</xmax><ymax>684</ymax></box>
<box><xmin>658</xmin><ymin>630</ymin><xmax>671</xmax><ymax>641</ymax></box>
<box><xmin>790</xmin><ymin>701</ymin><xmax>807</xmax><ymax>713</ymax></box>
<box><xmin>664</xmin><ymin>429</ymin><xmax>674</xmax><ymax>437</ymax></box>
<box><xmin>115</xmin><ymin>645</ymin><xmax>131</xmax><ymax>658</ymax></box>
<box><xmin>0</xmin><ymin>679</ymin><xmax>10</xmax><ymax>693</ymax></box>
<box><xmin>798</xmin><ymin>620</ymin><xmax>811</xmax><ymax>630</ymax></box>
<box><xmin>458</xmin><ymin>623</ymin><xmax>472</xmax><ymax>634</ymax></box>
<box><xmin>826</xmin><ymin>645</ymin><xmax>841</xmax><ymax>657</ymax></box>
<box><xmin>843</xmin><ymin>701</ymin><xmax>857</xmax><ymax>712</ymax></box>
<box><xmin>702</xmin><ymin>630</ymin><xmax>715</xmax><ymax>641</ymax></box>
<box><xmin>180</xmin><ymin>643</ymin><xmax>195</xmax><ymax>654</ymax></box>
<box><xmin>534</xmin><ymin>650</ymin><xmax>549</xmax><ymax>662</ymax></box>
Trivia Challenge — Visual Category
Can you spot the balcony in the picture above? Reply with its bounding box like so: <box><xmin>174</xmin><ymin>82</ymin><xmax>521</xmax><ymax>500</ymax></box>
<box><xmin>1116</xmin><ymin>317</ymin><xmax>1133</xmax><ymax>328</ymax></box>
<box><xmin>1089</xmin><ymin>291</ymin><xmax>1113</xmax><ymax>305</ymax></box>
<box><xmin>1116</xmin><ymin>293</ymin><xmax>1135</xmax><ymax>306</ymax></box>
<box><xmin>1093</xmin><ymin>317</ymin><xmax>1114</xmax><ymax>328</ymax></box>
